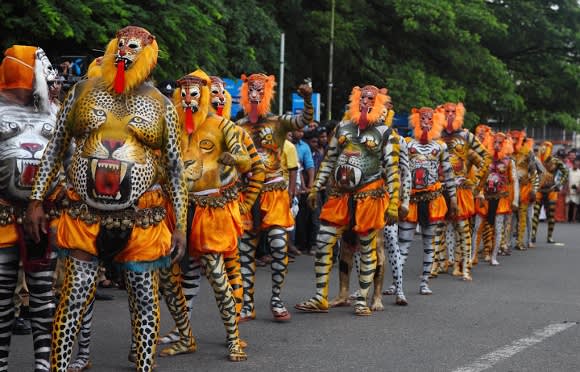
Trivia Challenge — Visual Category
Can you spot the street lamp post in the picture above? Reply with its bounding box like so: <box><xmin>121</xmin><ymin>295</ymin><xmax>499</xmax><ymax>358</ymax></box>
<box><xmin>326</xmin><ymin>0</ymin><xmax>335</xmax><ymax>121</ymax></box>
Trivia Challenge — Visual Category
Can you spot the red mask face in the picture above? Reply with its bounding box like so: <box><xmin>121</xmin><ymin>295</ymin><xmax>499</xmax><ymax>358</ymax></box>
<box><xmin>444</xmin><ymin>103</ymin><xmax>456</xmax><ymax>133</ymax></box>
<box><xmin>209</xmin><ymin>76</ymin><xmax>226</xmax><ymax>114</ymax></box>
<box><xmin>359</xmin><ymin>86</ymin><xmax>378</xmax><ymax>114</ymax></box>
<box><xmin>248</xmin><ymin>79</ymin><xmax>265</xmax><ymax>104</ymax></box>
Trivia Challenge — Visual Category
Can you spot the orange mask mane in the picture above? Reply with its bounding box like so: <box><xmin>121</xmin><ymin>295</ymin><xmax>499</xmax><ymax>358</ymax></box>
<box><xmin>348</xmin><ymin>85</ymin><xmax>390</xmax><ymax>129</ymax></box>
<box><xmin>240</xmin><ymin>73</ymin><xmax>275</xmax><ymax>122</ymax></box>
<box><xmin>509</xmin><ymin>129</ymin><xmax>526</xmax><ymax>152</ymax></box>
<box><xmin>441</xmin><ymin>102</ymin><xmax>465</xmax><ymax>132</ymax></box>
<box><xmin>100</xmin><ymin>26</ymin><xmax>158</xmax><ymax>95</ymax></box>
<box><xmin>410</xmin><ymin>107</ymin><xmax>444</xmax><ymax>143</ymax></box>
<box><xmin>488</xmin><ymin>132</ymin><xmax>513</xmax><ymax>159</ymax></box>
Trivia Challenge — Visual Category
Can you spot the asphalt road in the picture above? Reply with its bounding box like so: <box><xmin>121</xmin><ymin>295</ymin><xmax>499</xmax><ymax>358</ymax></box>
<box><xmin>9</xmin><ymin>222</ymin><xmax>580</xmax><ymax>371</ymax></box>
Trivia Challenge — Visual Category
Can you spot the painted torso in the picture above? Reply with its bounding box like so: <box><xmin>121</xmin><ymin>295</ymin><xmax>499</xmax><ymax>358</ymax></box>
<box><xmin>181</xmin><ymin>116</ymin><xmax>239</xmax><ymax>192</ymax></box>
<box><xmin>540</xmin><ymin>157</ymin><xmax>564</xmax><ymax>191</ymax></box>
<box><xmin>0</xmin><ymin>99</ymin><xmax>57</xmax><ymax>202</ymax></box>
<box><xmin>238</xmin><ymin>115</ymin><xmax>288</xmax><ymax>182</ymax></box>
<box><xmin>484</xmin><ymin>157</ymin><xmax>511</xmax><ymax>195</ymax></box>
<box><xmin>407</xmin><ymin>139</ymin><xmax>444</xmax><ymax>190</ymax></box>
<box><xmin>441</xmin><ymin>130</ymin><xmax>470</xmax><ymax>185</ymax></box>
<box><xmin>514</xmin><ymin>147</ymin><xmax>535</xmax><ymax>185</ymax></box>
<box><xmin>67</xmin><ymin>80</ymin><xmax>167</xmax><ymax>210</ymax></box>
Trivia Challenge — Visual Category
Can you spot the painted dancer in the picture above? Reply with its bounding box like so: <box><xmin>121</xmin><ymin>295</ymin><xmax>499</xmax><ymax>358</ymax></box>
<box><xmin>398</xmin><ymin>107</ymin><xmax>456</xmax><ymax>295</ymax></box>
<box><xmin>295</xmin><ymin>85</ymin><xmax>400</xmax><ymax>315</ymax></box>
<box><xmin>0</xmin><ymin>45</ymin><xmax>60</xmax><ymax>372</ymax></box>
<box><xmin>236</xmin><ymin>74</ymin><xmax>313</xmax><ymax>322</ymax></box>
<box><xmin>26</xmin><ymin>26</ymin><xmax>187</xmax><ymax>372</ymax></box>
<box><xmin>531</xmin><ymin>141</ymin><xmax>568</xmax><ymax>244</ymax></box>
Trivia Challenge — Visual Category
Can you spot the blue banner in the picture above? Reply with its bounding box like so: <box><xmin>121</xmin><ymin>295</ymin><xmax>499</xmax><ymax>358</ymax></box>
<box><xmin>222</xmin><ymin>78</ymin><xmax>244</xmax><ymax>119</ymax></box>
<box><xmin>291</xmin><ymin>93</ymin><xmax>321</xmax><ymax>122</ymax></box>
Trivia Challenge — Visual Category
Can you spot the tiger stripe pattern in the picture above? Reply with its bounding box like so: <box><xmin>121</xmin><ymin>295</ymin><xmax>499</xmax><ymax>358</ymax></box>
<box><xmin>158</xmin><ymin>263</ymin><xmax>196</xmax><ymax>356</ymax></box>
<box><xmin>239</xmin><ymin>231</ymin><xmax>258</xmax><ymax>320</ymax></box>
<box><xmin>0</xmin><ymin>248</ymin><xmax>57</xmax><ymax>372</ymax></box>
<box><xmin>200</xmin><ymin>253</ymin><xmax>246</xmax><ymax>361</ymax></box>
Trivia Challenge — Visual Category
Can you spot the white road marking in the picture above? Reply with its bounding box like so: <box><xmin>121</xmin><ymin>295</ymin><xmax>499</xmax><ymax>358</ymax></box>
<box><xmin>452</xmin><ymin>322</ymin><xmax>576</xmax><ymax>372</ymax></box>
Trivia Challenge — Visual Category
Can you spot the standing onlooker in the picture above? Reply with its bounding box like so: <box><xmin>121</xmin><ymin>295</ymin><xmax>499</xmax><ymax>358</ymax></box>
<box><xmin>567</xmin><ymin>157</ymin><xmax>580</xmax><ymax>222</ymax></box>
<box><xmin>555</xmin><ymin>149</ymin><xmax>568</xmax><ymax>222</ymax></box>
<box><xmin>292</xmin><ymin>128</ymin><xmax>316</xmax><ymax>254</ymax></box>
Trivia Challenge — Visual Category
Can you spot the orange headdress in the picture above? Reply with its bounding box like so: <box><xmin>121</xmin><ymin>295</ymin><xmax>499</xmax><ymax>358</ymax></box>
<box><xmin>0</xmin><ymin>45</ymin><xmax>36</xmax><ymax>92</ymax></box>
<box><xmin>508</xmin><ymin>129</ymin><xmax>527</xmax><ymax>153</ymax></box>
<box><xmin>475</xmin><ymin>124</ymin><xmax>492</xmax><ymax>144</ymax></box>
<box><xmin>347</xmin><ymin>85</ymin><xmax>390</xmax><ymax>130</ymax></box>
<box><xmin>487</xmin><ymin>132</ymin><xmax>512</xmax><ymax>160</ymax></box>
<box><xmin>410</xmin><ymin>107</ymin><xmax>444</xmax><ymax>144</ymax></box>
<box><xmin>240</xmin><ymin>73</ymin><xmax>276</xmax><ymax>123</ymax></box>
<box><xmin>440</xmin><ymin>102</ymin><xmax>465</xmax><ymax>133</ymax></box>
<box><xmin>100</xmin><ymin>26</ymin><xmax>158</xmax><ymax>95</ymax></box>
<box><xmin>539</xmin><ymin>141</ymin><xmax>553</xmax><ymax>162</ymax></box>
<box><xmin>173</xmin><ymin>69</ymin><xmax>210</xmax><ymax>134</ymax></box>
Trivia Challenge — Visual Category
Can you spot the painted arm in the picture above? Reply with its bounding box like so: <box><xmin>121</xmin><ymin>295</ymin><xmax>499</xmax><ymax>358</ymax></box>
<box><xmin>279</xmin><ymin>86</ymin><xmax>313</xmax><ymax>132</ymax></box>
<box><xmin>382</xmin><ymin>131</ymin><xmax>400</xmax><ymax>222</ymax></box>
<box><xmin>398</xmin><ymin>137</ymin><xmax>411</xmax><ymax>211</ymax></box>
<box><xmin>440</xmin><ymin>142</ymin><xmax>458</xmax><ymax>208</ymax></box>
<box><xmin>30</xmin><ymin>85</ymin><xmax>75</xmax><ymax>200</ymax></box>
<box><xmin>219</xmin><ymin>118</ymin><xmax>251</xmax><ymax>173</ymax></box>
<box><xmin>510</xmin><ymin>159</ymin><xmax>519</xmax><ymax>208</ymax></box>
<box><xmin>238</xmin><ymin>127</ymin><xmax>265</xmax><ymax>214</ymax></box>
<box><xmin>162</xmin><ymin>103</ymin><xmax>188</xmax><ymax>233</ymax></box>
<box><xmin>467</xmin><ymin>131</ymin><xmax>492</xmax><ymax>192</ymax></box>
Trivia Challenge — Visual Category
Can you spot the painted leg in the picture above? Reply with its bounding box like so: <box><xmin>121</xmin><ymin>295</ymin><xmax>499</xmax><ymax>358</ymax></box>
<box><xmin>201</xmin><ymin>253</ymin><xmax>246</xmax><ymax>361</ymax></box>
<box><xmin>457</xmin><ymin>220</ymin><xmax>472</xmax><ymax>281</ymax></box>
<box><xmin>353</xmin><ymin>229</ymin><xmax>377</xmax><ymax>316</ymax></box>
<box><xmin>384</xmin><ymin>224</ymin><xmax>406</xmax><ymax>305</ymax></box>
<box><xmin>516</xmin><ymin>203</ymin><xmax>528</xmax><ymax>250</ymax></box>
<box><xmin>526</xmin><ymin>203</ymin><xmax>535</xmax><ymax>247</ymax></box>
<box><xmin>450</xmin><ymin>222</ymin><xmax>463</xmax><ymax>277</ymax></box>
<box><xmin>547</xmin><ymin>201</ymin><xmax>556</xmax><ymax>243</ymax></box>
<box><xmin>238</xmin><ymin>231</ymin><xmax>258</xmax><ymax>322</ymax></box>
<box><xmin>158</xmin><ymin>265</ymin><xmax>196</xmax><ymax>357</ymax></box>
<box><xmin>430</xmin><ymin>222</ymin><xmax>445</xmax><ymax>277</ymax></box>
<box><xmin>67</xmin><ymin>294</ymin><xmax>95</xmax><ymax>372</ymax></box>
<box><xmin>531</xmin><ymin>200</ymin><xmax>542</xmax><ymax>243</ymax></box>
<box><xmin>51</xmin><ymin>256</ymin><xmax>98</xmax><ymax>372</ymax></box>
<box><xmin>224</xmin><ymin>252</ymin><xmax>243</xmax><ymax>319</ymax></box>
<box><xmin>329</xmin><ymin>241</ymin><xmax>353</xmax><ymax>307</ymax></box>
<box><xmin>0</xmin><ymin>249</ymin><xmax>19</xmax><ymax>372</ymax></box>
<box><xmin>125</xmin><ymin>270</ymin><xmax>160</xmax><ymax>372</ymax></box>
<box><xmin>491</xmin><ymin>215</ymin><xmax>505</xmax><ymax>266</ymax></box>
<box><xmin>26</xmin><ymin>251</ymin><xmax>57</xmax><ymax>372</ymax></box>
<box><xmin>295</xmin><ymin>224</ymin><xmax>341</xmax><ymax>313</ymax></box>
<box><xmin>370</xmin><ymin>232</ymin><xmax>385</xmax><ymax>311</ymax></box>
<box><xmin>268</xmin><ymin>227</ymin><xmax>291</xmax><ymax>321</ymax></box>
<box><xmin>483</xmin><ymin>222</ymin><xmax>493</xmax><ymax>262</ymax></box>
<box><xmin>419</xmin><ymin>223</ymin><xmax>437</xmax><ymax>295</ymax></box>
<box><xmin>159</xmin><ymin>256</ymin><xmax>201</xmax><ymax>344</ymax></box>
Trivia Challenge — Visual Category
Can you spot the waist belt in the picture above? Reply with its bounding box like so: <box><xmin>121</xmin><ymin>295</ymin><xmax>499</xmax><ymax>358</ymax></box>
<box><xmin>261</xmin><ymin>180</ymin><xmax>287</xmax><ymax>193</ymax></box>
<box><xmin>189</xmin><ymin>183</ymin><xmax>239</xmax><ymax>208</ymax></box>
<box><xmin>484</xmin><ymin>191</ymin><xmax>509</xmax><ymax>200</ymax></box>
<box><xmin>410</xmin><ymin>189</ymin><xmax>442</xmax><ymax>203</ymax></box>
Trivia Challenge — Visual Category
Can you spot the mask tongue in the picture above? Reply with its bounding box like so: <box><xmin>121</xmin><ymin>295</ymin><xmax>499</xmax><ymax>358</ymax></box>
<box><xmin>185</xmin><ymin>107</ymin><xmax>194</xmax><ymax>134</ymax></box>
<box><xmin>216</xmin><ymin>106</ymin><xmax>224</xmax><ymax>116</ymax></box>
<box><xmin>114</xmin><ymin>60</ymin><xmax>125</xmax><ymax>94</ymax></box>
<box><xmin>420</xmin><ymin>128</ymin><xmax>429</xmax><ymax>144</ymax></box>
<box><xmin>358</xmin><ymin>107</ymin><xmax>369</xmax><ymax>130</ymax></box>
<box><xmin>447</xmin><ymin>117</ymin><xmax>454</xmax><ymax>132</ymax></box>
<box><xmin>249</xmin><ymin>102</ymin><xmax>259</xmax><ymax>123</ymax></box>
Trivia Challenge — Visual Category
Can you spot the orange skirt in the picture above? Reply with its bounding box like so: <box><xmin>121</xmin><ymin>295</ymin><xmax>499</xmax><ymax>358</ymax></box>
<box><xmin>536</xmin><ymin>191</ymin><xmax>558</xmax><ymax>203</ymax></box>
<box><xmin>57</xmin><ymin>188</ymin><xmax>172</xmax><ymax>265</ymax></box>
<box><xmin>475</xmin><ymin>197</ymin><xmax>511</xmax><ymax>216</ymax></box>
<box><xmin>189</xmin><ymin>198</ymin><xmax>243</xmax><ymax>256</ymax></box>
<box><xmin>455</xmin><ymin>188</ymin><xmax>475</xmax><ymax>220</ymax></box>
<box><xmin>259</xmin><ymin>189</ymin><xmax>294</xmax><ymax>230</ymax></box>
<box><xmin>404</xmin><ymin>183</ymin><xmax>447</xmax><ymax>224</ymax></box>
<box><xmin>0</xmin><ymin>223</ymin><xmax>18</xmax><ymax>249</ymax></box>
<box><xmin>319</xmin><ymin>179</ymin><xmax>389</xmax><ymax>233</ymax></box>
<box><xmin>519</xmin><ymin>183</ymin><xmax>533</xmax><ymax>204</ymax></box>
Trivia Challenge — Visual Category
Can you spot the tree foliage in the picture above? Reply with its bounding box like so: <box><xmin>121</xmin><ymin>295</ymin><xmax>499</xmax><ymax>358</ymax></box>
<box><xmin>1</xmin><ymin>0</ymin><xmax>579</xmax><ymax>130</ymax></box>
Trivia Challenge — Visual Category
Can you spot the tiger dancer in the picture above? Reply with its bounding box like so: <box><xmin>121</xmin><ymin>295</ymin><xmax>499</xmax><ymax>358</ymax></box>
<box><xmin>437</xmin><ymin>102</ymin><xmax>490</xmax><ymax>280</ymax></box>
<box><xmin>0</xmin><ymin>45</ymin><xmax>60</xmax><ymax>372</ymax></box>
<box><xmin>399</xmin><ymin>107</ymin><xmax>457</xmax><ymax>295</ymax></box>
<box><xmin>236</xmin><ymin>74</ymin><xmax>313</xmax><ymax>322</ymax></box>
<box><xmin>295</xmin><ymin>85</ymin><xmax>400</xmax><ymax>315</ymax></box>
<box><xmin>531</xmin><ymin>141</ymin><xmax>568</xmax><ymax>244</ymax></box>
<box><xmin>26</xmin><ymin>26</ymin><xmax>188</xmax><ymax>372</ymax></box>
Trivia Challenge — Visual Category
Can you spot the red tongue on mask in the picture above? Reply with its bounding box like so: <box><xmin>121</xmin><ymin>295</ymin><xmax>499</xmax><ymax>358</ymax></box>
<box><xmin>249</xmin><ymin>102</ymin><xmax>259</xmax><ymax>124</ymax></box>
<box><xmin>447</xmin><ymin>118</ymin><xmax>454</xmax><ymax>132</ymax></box>
<box><xmin>420</xmin><ymin>128</ymin><xmax>429</xmax><ymax>144</ymax></box>
<box><xmin>358</xmin><ymin>107</ymin><xmax>369</xmax><ymax>130</ymax></box>
<box><xmin>185</xmin><ymin>108</ymin><xmax>195</xmax><ymax>134</ymax></box>
<box><xmin>217</xmin><ymin>106</ymin><xmax>224</xmax><ymax>116</ymax></box>
<box><xmin>114</xmin><ymin>60</ymin><xmax>125</xmax><ymax>94</ymax></box>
